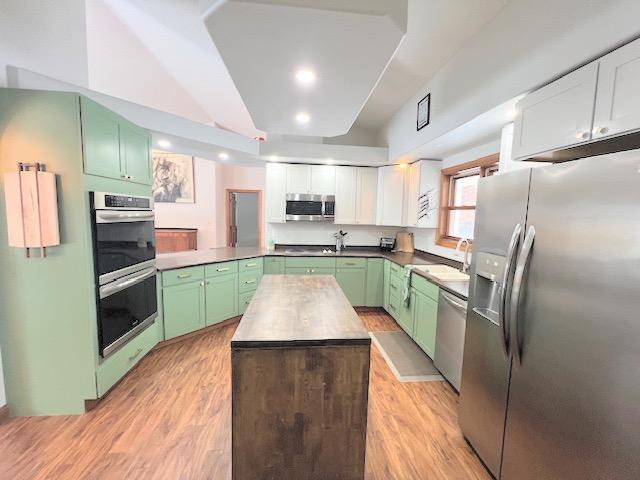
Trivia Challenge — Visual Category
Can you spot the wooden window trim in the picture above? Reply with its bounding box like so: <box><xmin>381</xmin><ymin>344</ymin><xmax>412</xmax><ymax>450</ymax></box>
<box><xmin>436</xmin><ymin>153</ymin><xmax>499</xmax><ymax>249</ymax></box>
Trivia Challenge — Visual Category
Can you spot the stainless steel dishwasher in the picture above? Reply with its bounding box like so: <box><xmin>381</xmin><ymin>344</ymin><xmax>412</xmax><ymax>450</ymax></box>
<box><xmin>434</xmin><ymin>290</ymin><xmax>467</xmax><ymax>391</ymax></box>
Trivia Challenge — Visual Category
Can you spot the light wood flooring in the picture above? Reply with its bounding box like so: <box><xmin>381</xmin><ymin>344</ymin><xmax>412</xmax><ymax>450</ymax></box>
<box><xmin>0</xmin><ymin>310</ymin><xmax>490</xmax><ymax>480</ymax></box>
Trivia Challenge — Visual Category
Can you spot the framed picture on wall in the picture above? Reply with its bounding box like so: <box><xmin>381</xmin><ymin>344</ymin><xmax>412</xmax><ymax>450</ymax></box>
<box><xmin>417</xmin><ymin>93</ymin><xmax>431</xmax><ymax>131</ymax></box>
<box><xmin>152</xmin><ymin>152</ymin><xmax>195</xmax><ymax>203</ymax></box>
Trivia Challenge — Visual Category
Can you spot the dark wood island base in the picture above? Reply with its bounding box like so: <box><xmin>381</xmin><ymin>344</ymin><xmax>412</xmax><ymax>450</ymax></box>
<box><xmin>231</xmin><ymin>275</ymin><xmax>371</xmax><ymax>480</ymax></box>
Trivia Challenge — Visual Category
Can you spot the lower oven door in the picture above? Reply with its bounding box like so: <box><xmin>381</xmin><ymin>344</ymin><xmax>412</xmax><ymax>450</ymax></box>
<box><xmin>98</xmin><ymin>266</ymin><xmax>158</xmax><ymax>357</ymax></box>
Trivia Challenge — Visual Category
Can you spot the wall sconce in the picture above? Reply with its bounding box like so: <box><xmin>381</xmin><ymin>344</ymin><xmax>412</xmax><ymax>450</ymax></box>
<box><xmin>3</xmin><ymin>162</ymin><xmax>60</xmax><ymax>258</ymax></box>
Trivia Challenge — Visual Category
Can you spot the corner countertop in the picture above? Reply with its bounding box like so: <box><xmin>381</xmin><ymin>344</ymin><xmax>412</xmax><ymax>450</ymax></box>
<box><xmin>156</xmin><ymin>246</ymin><xmax>469</xmax><ymax>300</ymax></box>
<box><xmin>231</xmin><ymin>275</ymin><xmax>371</xmax><ymax>348</ymax></box>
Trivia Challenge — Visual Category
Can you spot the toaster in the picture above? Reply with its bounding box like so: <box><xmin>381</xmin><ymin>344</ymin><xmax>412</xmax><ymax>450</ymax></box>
<box><xmin>379</xmin><ymin>237</ymin><xmax>395</xmax><ymax>251</ymax></box>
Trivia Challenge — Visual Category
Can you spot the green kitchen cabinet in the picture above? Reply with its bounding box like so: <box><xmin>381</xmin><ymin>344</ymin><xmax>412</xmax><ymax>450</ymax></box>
<box><xmin>284</xmin><ymin>257</ymin><xmax>336</xmax><ymax>269</ymax></box>
<box><xmin>239</xmin><ymin>257</ymin><xmax>264</xmax><ymax>272</ymax></box>
<box><xmin>81</xmin><ymin>97</ymin><xmax>122</xmax><ymax>181</ymax></box>
<box><xmin>412</xmin><ymin>289</ymin><xmax>439</xmax><ymax>358</ymax></box>
<box><xmin>205</xmin><ymin>274</ymin><xmax>239</xmax><ymax>325</ymax></box>
<box><xmin>335</xmin><ymin>268</ymin><xmax>367</xmax><ymax>306</ymax></box>
<box><xmin>383</xmin><ymin>259</ymin><xmax>391</xmax><ymax>312</ymax></box>
<box><xmin>389</xmin><ymin>291</ymin><xmax>414</xmax><ymax>337</ymax></box>
<box><xmin>366</xmin><ymin>258</ymin><xmax>384</xmax><ymax>307</ymax></box>
<box><xmin>285</xmin><ymin>267</ymin><xmax>335</xmax><ymax>276</ymax></box>
<box><xmin>163</xmin><ymin>280</ymin><xmax>206</xmax><ymax>340</ymax></box>
<box><xmin>119</xmin><ymin>120</ymin><xmax>152</xmax><ymax>185</ymax></box>
<box><xmin>238</xmin><ymin>270</ymin><xmax>262</xmax><ymax>293</ymax></box>
<box><xmin>239</xmin><ymin>291</ymin><xmax>255</xmax><ymax>314</ymax></box>
<box><xmin>264</xmin><ymin>256</ymin><xmax>285</xmax><ymax>274</ymax></box>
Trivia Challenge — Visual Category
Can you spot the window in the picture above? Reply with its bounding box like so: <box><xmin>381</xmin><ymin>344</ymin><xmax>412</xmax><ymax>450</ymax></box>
<box><xmin>436</xmin><ymin>153</ymin><xmax>499</xmax><ymax>249</ymax></box>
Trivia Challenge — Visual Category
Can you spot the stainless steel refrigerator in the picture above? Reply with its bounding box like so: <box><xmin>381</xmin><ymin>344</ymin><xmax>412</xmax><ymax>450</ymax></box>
<box><xmin>459</xmin><ymin>152</ymin><xmax>640</xmax><ymax>480</ymax></box>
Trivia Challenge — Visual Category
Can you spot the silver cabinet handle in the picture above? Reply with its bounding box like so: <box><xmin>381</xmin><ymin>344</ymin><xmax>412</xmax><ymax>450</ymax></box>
<box><xmin>510</xmin><ymin>225</ymin><xmax>536</xmax><ymax>367</ymax></box>
<box><xmin>245</xmin><ymin>279</ymin><xmax>256</xmax><ymax>284</ymax></box>
<box><xmin>345</xmin><ymin>262</ymin><xmax>356</xmax><ymax>266</ymax></box>
<box><xmin>128</xmin><ymin>348</ymin><xmax>143</xmax><ymax>361</ymax></box>
<box><xmin>390</xmin><ymin>284</ymin><xmax>398</xmax><ymax>290</ymax></box>
<box><xmin>245</xmin><ymin>262</ymin><xmax>257</xmax><ymax>267</ymax></box>
<box><xmin>177</xmin><ymin>273</ymin><xmax>192</xmax><ymax>279</ymax></box>
<box><xmin>499</xmin><ymin>223</ymin><xmax>522</xmax><ymax>357</ymax></box>
<box><xmin>217</xmin><ymin>267</ymin><xmax>230</xmax><ymax>272</ymax></box>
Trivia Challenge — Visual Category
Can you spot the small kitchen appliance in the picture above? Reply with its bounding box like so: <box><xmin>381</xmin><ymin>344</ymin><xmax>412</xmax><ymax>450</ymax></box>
<box><xmin>379</xmin><ymin>237</ymin><xmax>395</xmax><ymax>251</ymax></box>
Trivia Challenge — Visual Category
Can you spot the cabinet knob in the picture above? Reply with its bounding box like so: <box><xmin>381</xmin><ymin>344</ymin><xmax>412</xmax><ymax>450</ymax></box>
<box><xmin>597</xmin><ymin>126</ymin><xmax>610</xmax><ymax>136</ymax></box>
<box><xmin>121</xmin><ymin>173</ymin><xmax>127</xmax><ymax>178</ymax></box>
<box><xmin>128</xmin><ymin>175</ymin><xmax>134</xmax><ymax>180</ymax></box>
<box><xmin>200</xmin><ymin>282</ymin><xmax>205</xmax><ymax>287</ymax></box>
<box><xmin>575</xmin><ymin>131</ymin><xmax>590</xmax><ymax>140</ymax></box>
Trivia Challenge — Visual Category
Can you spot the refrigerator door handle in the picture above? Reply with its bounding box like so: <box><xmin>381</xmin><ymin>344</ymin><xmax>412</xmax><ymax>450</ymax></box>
<box><xmin>499</xmin><ymin>223</ymin><xmax>522</xmax><ymax>357</ymax></box>
<box><xmin>509</xmin><ymin>225</ymin><xmax>536</xmax><ymax>367</ymax></box>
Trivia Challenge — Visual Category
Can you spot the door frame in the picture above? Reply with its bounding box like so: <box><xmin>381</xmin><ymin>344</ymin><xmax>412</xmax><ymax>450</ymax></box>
<box><xmin>225</xmin><ymin>189</ymin><xmax>264</xmax><ymax>247</ymax></box>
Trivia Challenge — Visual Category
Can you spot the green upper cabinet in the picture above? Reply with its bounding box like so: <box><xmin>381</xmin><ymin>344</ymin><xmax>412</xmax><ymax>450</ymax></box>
<box><xmin>412</xmin><ymin>289</ymin><xmax>439</xmax><ymax>358</ymax></box>
<box><xmin>383</xmin><ymin>259</ymin><xmax>391</xmax><ymax>312</ymax></box>
<box><xmin>264</xmin><ymin>256</ymin><xmax>285</xmax><ymax>274</ymax></box>
<box><xmin>205</xmin><ymin>274</ymin><xmax>239</xmax><ymax>325</ymax></box>
<box><xmin>80</xmin><ymin>96</ymin><xmax>151</xmax><ymax>185</ymax></box>
<box><xmin>163</xmin><ymin>280</ymin><xmax>206</xmax><ymax>340</ymax></box>
<box><xmin>335</xmin><ymin>268</ymin><xmax>366</xmax><ymax>306</ymax></box>
<box><xmin>365</xmin><ymin>258</ymin><xmax>384</xmax><ymax>307</ymax></box>
<box><xmin>80</xmin><ymin>97</ymin><xmax>122</xmax><ymax>180</ymax></box>
<box><xmin>119</xmin><ymin>120</ymin><xmax>152</xmax><ymax>185</ymax></box>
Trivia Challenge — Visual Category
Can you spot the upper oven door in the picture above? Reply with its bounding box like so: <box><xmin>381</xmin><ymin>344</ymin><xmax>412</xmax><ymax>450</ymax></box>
<box><xmin>94</xmin><ymin>210</ymin><xmax>156</xmax><ymax>284</ymax></box>
<box><xmin>286</xmin><ymin>193</ymin><xmax>324</xmax><ymax>221</ymax></box>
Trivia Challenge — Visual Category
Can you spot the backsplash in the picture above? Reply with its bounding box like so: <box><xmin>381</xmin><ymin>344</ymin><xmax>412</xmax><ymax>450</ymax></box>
<box><xmin>407</xmin><ymin>228</ymin><xmax>467</xmax><ymax>262</ymax></box>
<box><xmin>266</xmin><ymin>222</ymin><xmax>401</xmax><ymax>247</ymax></box>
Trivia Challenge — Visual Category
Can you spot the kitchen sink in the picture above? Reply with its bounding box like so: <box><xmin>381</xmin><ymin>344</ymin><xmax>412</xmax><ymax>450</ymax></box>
<box><xmin>411</xmin><ymin>264</ymin><xmax>470</xmax><ymax>282</ymax></box>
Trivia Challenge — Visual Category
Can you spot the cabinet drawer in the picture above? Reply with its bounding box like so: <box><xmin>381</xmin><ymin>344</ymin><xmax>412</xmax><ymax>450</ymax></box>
<box><xmin>239</xmin><ymin>257</ymin><xmax>264</xmax><ymax>272</ymax></box>
<box><xmin>336</xmin><ymin>257</ymin><xmax>366</xmax><ymax>268</ymax></box>
<box><xmin>387</xmin><ymin>293</ymin><xmax>402</xmax><ymax>320</ymax></box>
<box><xmin>239</xmin><ymin>271</ymin><xmax>262</xmax><ymax>293</ymax></box>
<box><xmin>162</xmin><ymin>266</ymin><xmax>204</xmax><ymax>287</ymax></box>
<box><xmin>389</xmin><ymin>261</ymin><xmax>404</xmax><ymax>278</ymax></box>
<box><xmin>285</xmin><ymin>257</ymin><xmax>336</xmax><ymax>269</ymax></box>
<box><xmin>96</xmin><ymin>322</ymin><xmax>158</xmax><ymax>397</ymax></box>
<box><xmin>239</xmin><ymin>290</ymin><xmax>255</xmax><ymax>315</ymax></box>
<box><xmin>205</xmin><ymin>260</ymin><xmax>238</xmax><ymax>277</ymax></box>
<box><xmin>389</xmin><ymin>274</ymin><xmax>404</xmax><ymax>296</ymax></box>
<box><xmin>411</xmin><ymin>274</ymin><xmax>439</xmax><ymax>301</ymax></box>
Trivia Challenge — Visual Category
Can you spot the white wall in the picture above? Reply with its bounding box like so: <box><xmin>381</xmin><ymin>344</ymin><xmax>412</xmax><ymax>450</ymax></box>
<box><xmin>266</xmin><ymin>222</ymin><xmax>401</xmax><ymax>248</ymax></box>
<box><xmin>154</xmin><ymin>157</ymin><xmax>218</xmax><ymax>249</ymax></box>
<box><xmin>0</xmin><ymin>348</ymin><xmax>5</xmax><ymax>408</ymax></box>
<box><xmin>384</xmin><ymin>0</ymin><xmax>640</xmax><ymax>161</ymax></box>
<box><xmin>0</xmin><ymin>0</ymin><xmax>88</xmax><ymax>88</ymax></box>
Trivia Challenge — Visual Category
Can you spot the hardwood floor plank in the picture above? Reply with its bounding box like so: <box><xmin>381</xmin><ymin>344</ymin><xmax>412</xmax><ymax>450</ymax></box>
<box><xmin>0</xmin><ymin>311</ymin><xmax>489</xmax><ymax>480</ymax></box>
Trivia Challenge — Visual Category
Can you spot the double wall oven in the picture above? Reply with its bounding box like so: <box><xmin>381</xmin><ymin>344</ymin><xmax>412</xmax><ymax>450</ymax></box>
<box><xmin>91</xmin><ymin>192</ymin><xmax>157</xmax><ymax>358</ymax></box>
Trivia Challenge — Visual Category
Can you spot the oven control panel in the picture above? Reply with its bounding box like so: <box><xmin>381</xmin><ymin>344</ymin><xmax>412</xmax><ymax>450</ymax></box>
<box><xmin>104</xmin><ymin>194</ymin><xmax>150</xmax><ymax>209</ymax></box>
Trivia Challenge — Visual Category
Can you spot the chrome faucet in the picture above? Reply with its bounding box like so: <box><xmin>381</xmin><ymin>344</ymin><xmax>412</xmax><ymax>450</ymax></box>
<box><xmin>334</xmin><ymin>230</ymin><xmax>348</xmax><ymax>252</ymax></box>
<box><xmin>456</xmin><ymin>238</ymin><xmax>472</xmax><ymax>274</ymax></box>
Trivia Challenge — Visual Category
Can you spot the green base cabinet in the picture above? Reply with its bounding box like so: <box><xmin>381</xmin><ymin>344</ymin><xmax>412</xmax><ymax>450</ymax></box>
<box><xmin>264</xmin><ymin>256</ymin><xmax>285</xmax><ymax>274</ymax></box>
<box><xmin>163</xmin><ymin>280</ymin><xmax>206</xmax><ymax>340</ymax></box>
<box><xmin>335</xmin><ymin>268</ymin><xmax>366</xmax><ymax>306</ymax></box>
<box><xmin>412</xmin><ymin>290</ymin><xmax>439</xmax><ymax>358</ymax></box>
<box><xmin>383</xmin><ymin>259</ymin><xmax>391</xmax><ymax>311</ymax></box>
<box><xmin>239</xmin><ymin>291</ymin><xmax>255</xmax><ymax>314</ymax></box>
<box><xmin>389</xmin><ymin>293</ymin><xmax>414</xmax><ymax>336</ymax></box>
<box><xmin>205</xmin><ymin>274</ymin><xmax>239</xmax><ymax>325</ymax></box>
<box><xmin>366</xmin><ymin>258</ymin><xmax>384</xmax><ymax>307</ymax></box>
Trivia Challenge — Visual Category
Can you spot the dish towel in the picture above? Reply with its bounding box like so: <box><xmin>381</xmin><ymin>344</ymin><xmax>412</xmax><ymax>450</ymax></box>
<box><xmin>402</xmin><ymin>265</ymin><xmax>414</xmax><ymax>307</ymax></box>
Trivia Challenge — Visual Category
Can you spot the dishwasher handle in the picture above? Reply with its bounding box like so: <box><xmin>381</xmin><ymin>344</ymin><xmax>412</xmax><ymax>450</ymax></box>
<box><xmin>441</xmin><ymin>291</ymin><xmax>467</xmax><ymax>313</ymax></box>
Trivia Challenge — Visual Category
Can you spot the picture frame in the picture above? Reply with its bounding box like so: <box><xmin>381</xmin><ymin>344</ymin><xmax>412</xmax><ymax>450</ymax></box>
<box><xmin>417</xmin><ymin>93</ymin><xmax>431</xmax><ymax>131</ymax></box>
<box><xmin>152</xmin><ymin>152</ymin><xmax>195</xmax><ymax>203</ymax></box>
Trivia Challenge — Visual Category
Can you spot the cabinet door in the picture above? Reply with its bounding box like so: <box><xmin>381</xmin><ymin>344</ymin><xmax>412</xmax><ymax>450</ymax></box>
<box><xmin>205</xmin><ymin>274</ymin><xmax>238</xmax><ymax>325</ymax></box>
<box><xmin>365</xmin><ymin>258</ymin><xmax>384</xmax><ymax>307</ymax></box>
<box><xmin>264</xmin><ymin>256</ymin><xmax>285</xmax><ymax>274</ymax></box>
<box><xmin>417</xmin><ymin>160</ymin><xmax>441</xmax><ymax>228</ymax></box>
<box><xmin>355</xmin><ymin>168</ymin><xmax>377</xmax><ymax>225</ymax></box>
<box><xmin>593</xmin><ymin>37</ymin><xmax>640</xmax><ymax>140</ymax></box>
<box><xmin>286</xmin><ymin>164</ymin><xmax>311</xmax><ymax>193</ymax></box>
<box><xmin>163</xmin><ymin>281</ymin><xmax>205</xmax><ymax>340</ymax></box>
<box><xmin>80</xmin><ymin>97</ymin><xmax>123</xmax><ymax>180</ymax></box>
<box><xmin>120</xmin><ymin>121</ymin><xmax>151</xmax><ymax>185</ymax></box>
<box><xmin>512</xmin><ymin>62</ymin><xmax>599</xmax><ymax>160</ymax></box>
<box><xmin>335</xmin><ymin>268</ymin><xmax>366</xmax><ymax>306</ymax></box>
<box><xmin>334</xmin><ymin>166</ymin><xmax>357</xmax><ymax>224</ymax></box>
<box><xmin>310</xmin><ymin>165</ymin><xmax>335</xmax><ymax>194</ymax></box>
<box><xmin>404</xmin><ymin>162</ymin><xmax>420</xmax><ymax>227</ymax></box>
<box><xmin>383</xmin><ymin>259</ymin><xmax>390</xmax><ymax>312</ymax></box>
<box><xmin>376</xmin><ymin>165</ymin><xmax>405</xmax><ymax>226</ymax></box>
<box><xmin>266</xmin><ymin>163</ymin><xmax>286</xmax><ymax>223</ymax></box>
<box><xmin>413</xmin><ymin>291</ymin><xmax>438</xmax><ymax>358</ymax></box>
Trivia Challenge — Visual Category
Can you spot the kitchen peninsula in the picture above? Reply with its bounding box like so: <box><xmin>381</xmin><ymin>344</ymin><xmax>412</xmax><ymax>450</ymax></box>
<box><xmin>231</xmin><ymin>275</ymin><xmax>371</xmax><ymax>480</ymax></box>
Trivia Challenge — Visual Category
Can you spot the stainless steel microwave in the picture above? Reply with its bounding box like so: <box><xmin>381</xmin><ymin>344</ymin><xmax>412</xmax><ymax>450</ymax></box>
<box><xmin>286</xmin><ymin>194</ymin><xmax>335</xmax><ymax>222</ymax></box>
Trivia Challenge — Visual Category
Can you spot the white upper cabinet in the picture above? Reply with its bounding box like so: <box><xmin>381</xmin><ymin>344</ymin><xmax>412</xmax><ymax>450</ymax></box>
<box><xmin>309</xmin><ymin>165</ymin><xmax>336</xmax><ymax>195</ymax></box>
<box><xmin>286</xmin><ymin>164</ymin><xmax>311</xmax><ymax>193</ymax></box>
<box><xmin>376</xmin><ymin>165</ymin><xmax>406</xmax><ymax>226</ymax></box>
<box><xmin>512</xmin><ymin>62</ymin><xmax>599</xmax><ymax>160</ymax></box>
<box><xmin>265</xmin><ymin>163</ymin><xmax>286</xmax><ymax>223</ymax></box>
<box><xmin>593</xmin><ymin>37</ymin><xmax>640</xmax><ymax>140</ymax></box>
<box><xmin>285</xmin><ymin>164</ymin><xmax>335</xmax><ymax>195</ymax></box>
<box><xmin>334</xmin><ymin>166</ymin><xmax>357</xmax><ymax>224</ymax></box>
<box><xmin>404</xmin><ymin>162</ymin><xmax>421</xmax><ymax>227</ymax></box>
<box><xmin>403</xmin><ymin>160</ymin><xmax>441</xmax><ymax>228</ymax></box>
<box><xmin>355</xmin><ymin>167</ymin><xmax>377</xmax><ymax>225</ymax></box>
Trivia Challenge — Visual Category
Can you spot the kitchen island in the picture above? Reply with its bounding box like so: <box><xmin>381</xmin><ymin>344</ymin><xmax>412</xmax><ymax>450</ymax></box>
<box><xmin>231</xmin><ymin>275</ymin><xmax>371</xmax><ymax>480</ymax></box>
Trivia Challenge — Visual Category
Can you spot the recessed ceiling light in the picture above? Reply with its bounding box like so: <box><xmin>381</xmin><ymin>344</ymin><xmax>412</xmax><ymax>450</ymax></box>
<box><xmin>158</xmin><ymin>139</ymin><xmax>171</xmax><ymax>148</ymax></box>
<box><xmin>295</xmin><ymin>68</ymin><xmax>316</xmax><ymax>86</ymax></box>
<box><xmin>218</xmin><ymin>152</ymin><xmax>229</xmax><ymax>160</ymax></box>
<box><xmin>295</xmin><ymin>112</ymin><xmax>311</xmax><ymax>124</ymax></box>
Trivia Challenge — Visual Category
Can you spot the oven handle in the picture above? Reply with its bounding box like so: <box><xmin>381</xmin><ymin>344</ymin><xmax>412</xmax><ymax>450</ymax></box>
<box><xmin>99</xmin><ymin>267</ymin><xmax>156</xmax><ymax>299</ymax></box>
<box><xmin>96</xmin><ymin>211</ymin><xmax>155</xmax><ymax>223</ymax></box>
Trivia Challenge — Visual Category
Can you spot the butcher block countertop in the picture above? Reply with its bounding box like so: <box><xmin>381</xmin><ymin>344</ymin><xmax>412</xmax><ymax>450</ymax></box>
<box><xmin>231</xmin><ymin>275</ymin><xmax>371</xmax><ymax>349</ymax></box>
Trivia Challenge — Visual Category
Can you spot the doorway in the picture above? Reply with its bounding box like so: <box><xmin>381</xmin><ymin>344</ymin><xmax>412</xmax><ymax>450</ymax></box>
<box><xmin>226</xmin><ymin>189</ymin><xmax>263</xmax><ymax>247</ymax></box>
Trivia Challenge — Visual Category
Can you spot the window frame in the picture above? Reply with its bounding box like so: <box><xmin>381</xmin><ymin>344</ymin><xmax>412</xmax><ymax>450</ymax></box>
<box><xmin>436</xmin><ymin>153</ymin><xmax>500</xmax><ymax>249</ymax></box>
